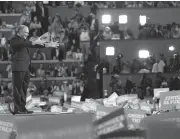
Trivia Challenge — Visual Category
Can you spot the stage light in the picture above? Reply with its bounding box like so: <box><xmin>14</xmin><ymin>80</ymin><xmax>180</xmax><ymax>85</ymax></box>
<box><xmin>106</xmin><ymin>47</ymin><xmax>115</xmax><ymax>56</ymax></box>
<box><xmin>139</xmin><ymin>15</ymin><xmax>147</xmax><ymax>26</ymax></box>
<box><xmin>119</xmin><ymin>15</ymin><xmax>127</xmax><ymax>24</ymax></box>
<box><xmin>102</xmin><ymin>15</ymin><xmax>111</xmax><ymax>24</ymax></box>
<box><xmin>169</xmin><ymin>46</ymin><xmax>175</xmax><ymax>51</ymax></box>
<box><xmin>139</xmin><ymin>50</ymin><xmax>150</xmax><ymax>58</ymax></box>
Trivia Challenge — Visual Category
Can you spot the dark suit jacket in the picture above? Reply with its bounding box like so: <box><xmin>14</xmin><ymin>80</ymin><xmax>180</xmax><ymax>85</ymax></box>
<box><xmin>10</xmin><ymin>35</ymin><xmax>45</xmax><ymax>72</ymax></box>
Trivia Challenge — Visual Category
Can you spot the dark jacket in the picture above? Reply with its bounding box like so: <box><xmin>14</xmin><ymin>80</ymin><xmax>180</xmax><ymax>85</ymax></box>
<box><xmin>10</xmin><ymin>35</ymin><xmax>45</xmax><ymax>72</ymax></box>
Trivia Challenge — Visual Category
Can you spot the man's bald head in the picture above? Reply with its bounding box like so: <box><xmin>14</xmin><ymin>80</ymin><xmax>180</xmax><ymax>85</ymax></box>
<box><xmin>17</xmin><ymin>25</ymin><xmax>29</xmax><ymax>39</ymax></box>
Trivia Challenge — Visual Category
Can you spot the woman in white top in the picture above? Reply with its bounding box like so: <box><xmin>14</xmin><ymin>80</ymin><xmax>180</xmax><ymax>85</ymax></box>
<box><xmin>29</xmin><ymin>16</ymin><xmax>42</xmax><ymax>35</ymax></box>
<box><xmin>75</xmin><ymin>48</ymin><xmax>83</xmax><ymax>61</ymax></box>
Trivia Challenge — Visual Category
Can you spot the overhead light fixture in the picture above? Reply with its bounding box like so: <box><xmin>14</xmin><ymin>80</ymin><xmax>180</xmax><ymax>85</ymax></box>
<box><xmin>119</xmin><ymin>15</ymin><xmax>128</xmax><ymax>24</ymax></box>
<box><xmin>106</xmin><ymin>47</ymin><xmax>115</xmax><ymax>56</ymax></box>
<box><xmin>139</xmin><ymin>50</ymin><xmax>150</xmax><ymax>58</ymax></box>
<box><xmin>169</xmin><ymin>46</ymin><xmax>175</xmax><ymax>51</ymax></box>
<box><xmin>139</xmin><ymin>15</ymin><xmax>147</xmax><ymax>26</ymax></box>
<box><xmin>102</xmin><ymin>15</ymin><xmax>111</xmax><ymax>24</ymax></box>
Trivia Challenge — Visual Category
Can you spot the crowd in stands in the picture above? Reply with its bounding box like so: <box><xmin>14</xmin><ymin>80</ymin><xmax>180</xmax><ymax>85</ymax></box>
<box><xmin>139</xmin><ymin>23</ymin><xmax>180</xmax><ymax>39</ymax></box>
<box><xmin>105</xmin><ymin>53</ymin><xmax>180</xmax><ymax>74</ymax></box>
<box><xmin>99</xmin><ymin>22</ymin><xmax>180</xmax><ymax>40</ymax></box>
<box><xmin>1</xmin><ymin>1</ymin><xmax>180</xmax><ymax>14</ymax></box>
<box><xmin>1</xmin><ymin>1</ymin><xmax>180</xmax><ymax>101</ymax></box>
<box><xmin>0</xmin><ymin>77</ymin><xmax>87</xmax><ymax>98</ymax></box>
<box><xmin>0</xmin><ymin>1</ymin><xmax>100</xmax><ymax>61</ymax></box>
<box><xmin>0</xmin><ymin>1</ymin><xmax>95</xmax><ymax>100</ymax></box>
<box><xmin>108</xmin><ymin>72</ymin><xmax>180</xmax><ymax>100</ymax></box>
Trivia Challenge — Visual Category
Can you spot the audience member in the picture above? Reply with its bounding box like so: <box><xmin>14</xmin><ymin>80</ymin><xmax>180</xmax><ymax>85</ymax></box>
<box><xmin>29</xmin><ymin>16</ymin><xmax>42</xmax><ymax>35</ymax></box>
<box><xmin>29</xmin><ymin>29</ymin><xmax>39</xmax><ymax>41</ymax></box>
<box><xmin>36</xmin><ymin>64</ymin><xmax>46</xmax><ymax>77</ymax></box>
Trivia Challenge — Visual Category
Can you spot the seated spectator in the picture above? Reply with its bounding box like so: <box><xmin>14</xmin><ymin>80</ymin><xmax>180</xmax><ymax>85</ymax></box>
<box><xmin>29</xmin><ymin>16</ymin><xmax>42</xmax><ymax>35</ymax></box>
<box><xmin>40</xmin><ymin>26</ymin><xmax>55</xmax><ymax>42</ymax></box>
<box><xmin>45</xmin><ymin>64</ymin><xmax>54</xmax><ymax>77</ymax></box>
<box><xmin>48</xmin><ymin>80</ymin><xmax>60</xmax><ymax>95</ymax></box>
<box><xmin>37</xmin><ymin>80</ymin><xmax>48</xmax><ymax>96</ymax></box>
<box><xmin>68</xmin><ymin>17</ymin><xmax>79</xmax><ymax>31</ymax></box>
<box><xmin>4</xmin><ymin>46</ymin><xmax>12</xmax><ymax>61</ymax></box>
<box><xmin>102</xmin><ymin>27</ymin><xmax>112</xmax><ymax>40</ymax></box>
<box><xmin>138</xmin><ymin>24</ymin><xmax>150</xmax><ymax>39</ymax></box>
<box><xmin>0</xmin><ymin>32</ymin><xmax>6</xmax><ymax>47</ymax></box>
<box><xmin>0</xmin><ymin>20</ymin><xmax>14</xmax><ymax>29</ymax></box>
<box><xmin>124</xmin><ymin>76</ymin><xmax>135</xmax><ymax>94</ymax></box>
<box><xmin>66</xmin><ymin>46</ymin><xmax>75</xmax><ymax>59</ymax></box>
<box><xmin>152</xmin><ymin>60</ymin><xmax>166</xmax><ymax>73</ymax></box>
<box><xmin>32</xmin><ymin>48</ymin><xmax>46</xmax><ymax>60</ymax></box>
<box><xmin>29</xmin><ymin>66</ymin><xmax>36</xmax><ymax>77</ymax></box>
<box><xmin>6</xmin><ymin>64</ymin><xmax>12</xmax><ymax>78</ymax></box>
<box><xmin>124</xmin><ymin>29</ymin><xmax>133</xmax><ymax>40</ymax></box>
<box><xmin>74</xmin><ymin>48</ymin><xmax>83</xmax><ymax>61</ymax></box>
<box><xmin>80</xmin><ymin>26</ymin><xmax>90</xmax><ymax>42</ymax></box>
<box><xmin>72</xmin><ymin>79</ymin><xmax>82</xmax><ymax>95</ymax></box>
<box><xmin>109</xmin><ymin>75</ymin><xmax>122</xmax><ymax>95</ymax></box>
<box><xmin>29</xmin><ymin>29</ymin><xmax>39</xmax><ymax>41</ymax></box>
<box><xmin>154</xmin><ymin>73</ymin><xmax>163</xmax><ymax>88</ymax></box>
<box><xmin>74</xmin><ymin>1</ymin><xmax>85</xmax><ymax>7</ymax></box>
<box><xmin>36</xmin><ymin>1</ymin><xmax>49</xmax><ymax>33</ymax></box>
<box><xmin>140</xmin><ymin>74</ymin><xmax>152</xmax><ymax>97</ymax></box>
<box><xmin>157</xmin><ymin>1</ymin><xmax>165</xmax><ymax>8</ymax></box>
<box><xmin>79</xmin><ymin>18</ymin><xmax>89</xmax><ymax>30</ymax></box>
<box><xmin>161</xmin><ymin>78</ymin><xmax>168</xmax><ymax>88</ymax></box>
<box><xmin>36</xmin><ymin>64</ymin><xmax>45</xmax><ymax>77</ymax></box>
<box><xmin>51</xmin><ymin>38</ymin><xmax>65</xmax><ymax>61</ymax></box>
<box><xmin>0</xmin><ymin>80</ymin><xmax>8</xmax><ymax>96</ymax></box>
<box><xmin>27</xmin><ymin>82</ymin><xmax>37</xmax><ymax>95</ymax></box>
<box><xmin>51</xmin><ymin>14</ymin><xmax>63</xmax><ymax>35</ymax></box>
<box><xmin>54</xmin><ymin>63</ymin><xmax>68</xmax><ymax>77</ymax></box>
<box><xmin>110</xmin><ymin>21</ymin><xmax>120</xmax><ymax>35</ymax></box>
<box><xmin>131</xmin><ymin>58</ymin><xmax>142</xmax><ymax>73</ymax></box>
<box><xmin>87</xmin><ymin>13</ymin><xmax>99</xmax><ymax>40</ymax></box>
<box><xmin>171</xmin><ymin>24</ymin><xmax>180</xmax><ymax>39</ymax></box>
<box><xmin>138</xmin><ymin>66</ymin><xmax>150</xmax><ymax>73</ymax></box>
<box><xmin>54</xmin><ymin>30</ymin><xmax>68</xmax><ymax>60</ymax></box>
<box><xmin>19</xmin><ymin>10</ymin><xmax>31</xmax><ymax>25</ymax></box>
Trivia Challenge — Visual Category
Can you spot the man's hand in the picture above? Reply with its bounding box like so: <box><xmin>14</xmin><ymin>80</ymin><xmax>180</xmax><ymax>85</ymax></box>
<box><xmin>45</xmin><ymin>41</ymin><xmax>60</xmax><ymax>48</ymax></box>
<box><xmin>32</xmin><ymin>37</ymin><xmax>46</xmax><ymax>46</ymax></box>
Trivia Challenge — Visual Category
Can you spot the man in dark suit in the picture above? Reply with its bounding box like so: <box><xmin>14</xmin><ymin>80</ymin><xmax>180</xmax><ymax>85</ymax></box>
<box><xmin>10</xmin><ymin>25</ymin><xmax>48</xmax><ymax>114</ymax></box>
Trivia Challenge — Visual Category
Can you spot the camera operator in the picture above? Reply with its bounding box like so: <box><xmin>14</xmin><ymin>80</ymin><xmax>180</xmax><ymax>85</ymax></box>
<box><xmin>124</xmin><ymin>76</ymin><xmax>136</xmax><ymax>94</ymax></box>
<box><xmin>112</xmin><ymin>53</ymin><xmax>123</xmax><ymax>74</ymax></box>
<box><xmin>109</xmin><ymin>74</ymin><xmax>122</xmax><ymax>95</ymax></box>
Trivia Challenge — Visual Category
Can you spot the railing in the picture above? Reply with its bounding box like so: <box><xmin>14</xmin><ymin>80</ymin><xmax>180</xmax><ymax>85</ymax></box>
<box><xmin>0</xmin><ymin>77</ymin><xmax>75</xmax><ymax>82</ymax></box>
<box><xmin>0</xmin><ymin>59</ymin><xmax>82</xmax><ymax>64</ymax></box>
<box><xmin>0</xmin><ymin>13</ymin><xmax>22</xmax><ymax>16</ymax></box>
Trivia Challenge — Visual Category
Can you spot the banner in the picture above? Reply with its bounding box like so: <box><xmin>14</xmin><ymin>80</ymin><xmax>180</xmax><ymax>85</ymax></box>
<box><xmin>95</xmin><ymin>105</ymin><xmax>119</xmax><ymax>120</ymax></box>
<box><xmin>153</xmin><ymin>88</ymin><xmax>169</xmax><ymax>99</ymax></box>
<box><xmin>160</xmin><ymin>90</ymin><xmax>180</xmax><ymax>111</ymax></box>
<box><xmin>94</xmin><ymin>108</ymin><xmax>127</xmax><ymax>136</ymax></box>
<box><xmin>139</xmin><ymin>103</ymin><xmax>153</xmax><ymax>114</ymax></box>
<box><xmin>0</xmin><ymin>113</ymin><xmax>94</xmax><ymax>139</ymax></box>
<box><xmin>124</xmin><ymin>109</ymin><xmax>147</xmax><ymax>129</ymax></box>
